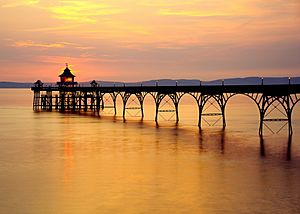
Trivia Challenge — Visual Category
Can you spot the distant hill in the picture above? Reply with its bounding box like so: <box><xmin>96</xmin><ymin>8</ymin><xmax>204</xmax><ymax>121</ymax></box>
<box><xmin>1</xmin><ymin>77</ymin><xmax>300</xmax><ymax>88</ymax></box>
<box><xmin>0</xmin><ymin>82</ymin><xmax>33</xmax><ymax>88</ymax></box>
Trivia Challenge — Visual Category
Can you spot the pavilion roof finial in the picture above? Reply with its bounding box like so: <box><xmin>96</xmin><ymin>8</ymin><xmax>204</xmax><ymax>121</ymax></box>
<box><xmin>66</xmin><ymin>63</ymin><xmax>68</xmax><ymax>68</ymax></box>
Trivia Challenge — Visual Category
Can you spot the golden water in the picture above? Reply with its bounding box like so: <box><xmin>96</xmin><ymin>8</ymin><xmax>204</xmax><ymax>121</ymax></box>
<box><xmin>0</xmin><ymin>89</ymin><xmax>300</xmax><ymax>213</ymax></box>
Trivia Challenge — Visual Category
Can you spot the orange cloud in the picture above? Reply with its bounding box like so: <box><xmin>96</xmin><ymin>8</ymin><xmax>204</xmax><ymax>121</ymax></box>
<box><xmin>46</xmin><ymin>1</ymin><xmax>124</xmax><ymax>23</ymax></box>
<box><xmin>1</xmin><ymin>0</ymin><xmax>39</xmax><ymax>8</ymax></box>
<box><xmin>12</xmin><ymin>40</ymin><xmax>64</xmax><ymax>48</ymax></box>
<box><xmin>10</xmin><ymin>40</ymin><xmax>96</xmax><ymax>50</ymax></box>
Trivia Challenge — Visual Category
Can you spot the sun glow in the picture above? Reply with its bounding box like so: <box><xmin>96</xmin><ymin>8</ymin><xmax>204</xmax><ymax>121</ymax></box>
<box><xmin>0</xmin><ymin>0</ymin><xmax>299</xmax><ymax>81</ymax></box>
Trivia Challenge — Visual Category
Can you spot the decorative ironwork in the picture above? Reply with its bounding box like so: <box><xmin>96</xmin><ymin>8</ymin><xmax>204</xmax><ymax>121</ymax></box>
<box><xmin>31</xmin><ymin>84</ymin><xmax>300</xmax><ymax>136</ymax></box>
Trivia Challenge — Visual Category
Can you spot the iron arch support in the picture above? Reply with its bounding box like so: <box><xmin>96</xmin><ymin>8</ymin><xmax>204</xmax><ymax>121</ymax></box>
<box><xmin>121</xmin><ymin>92</ymin><xmax>146</xmax><ymax>120</ymax></box>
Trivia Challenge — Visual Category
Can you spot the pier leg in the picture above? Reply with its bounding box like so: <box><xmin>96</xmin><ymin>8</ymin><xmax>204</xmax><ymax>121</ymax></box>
<box><xmin>84</xmin><ymin>93</ymin><xmax>88</xmax><ymax>112</ymax></box>
<box><xmin>123</xmin><ymin>100</ymin><xmax>127</xmax><ymax>120</ymax></box>
<box><xmin>175</xmin><ymin>102</ymin><xmax>179</xmax><ymax>124</ymax></box>
<box><xmin>46</xmin><ymin>91</ymin><xmax>52</xmax><ymax>111</ymax></box>
<box><xmin>96</xmin><ymin>93</ymin><xmax>100</xmax><ymax>115</ymax></box>
<box><xmin>78</xmin><ymin>95</ymin><xmax>82</xmax><ymax>111</ymax></box>
<box><xmin>287</xmin><ymin>111</ymin><xmax>293</xmax><ymax>136</ymax></box>
<box><xmin>155</xmin><ymin>102</ymin><xmax>159</xmax><ymax>123</ymax></box>
<box><xmin>113</xmin><ymin>98</ymin><xmax>117</xmax><ymax>115</ymax></box>
<box><xmin>90</xmin><ymin>97</ymin><xmax>94</xmax><ymax>110</ymax></box>
<box><xmin>72</xmin><ymin>93</ymin><xmax>76</xmax><ymax>111</ymax></box>
<box><xmin>198</xmin><ymin>105</ymin><xmax>203</xmax><ymax>128</ymax></box>
<box><xmin>101</xmin><ymin>97</ymin><xmax>105</xmax><ymax>110</ymax></box>
<box><xmin>55</xmin><ymin>95</ymin><xmax>58</xmax><ymax>110</ymax></box>
<box><xmin>140</xmin><ymin>101</ymin><xmax>144</xmax><ymax>119</ymax></box>
<box><xmin>67</xmin><ymin>94</ymin><xmax>70</xmax><ymax>110</ymax></box>
<box><xmin>221</xmin><ymin>106</ymin><xmax>226</xmax><ymax>128</ymax></box>
<box><xmin>259</xmin><ymin>110</ymin><xmax>264</xmax><ymax>136</ymax></box>
<box><xmin>33</xmin><ymin>91</ymin><xmax>41</xmax><ymax>110</ymax></box>
<box><xmin>61</xmin><ymin>93</ymin><xmax>65</xmax><ymax>111</ymax></box>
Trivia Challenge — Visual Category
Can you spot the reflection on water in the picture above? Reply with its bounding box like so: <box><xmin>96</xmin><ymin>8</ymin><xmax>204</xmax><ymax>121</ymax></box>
<box><xmin>287</xmin><ymin>135</ymin><xmax>292</xmax><ymax>161</ymax></box>
<box><xmin>63</xmin><ymin>140</ymin><xmax>74</xmax><ymax>188</ymax></box>
<box><xmin>0</xmin><ymin>89</ymin><xmax>300</xmax><ymax>213</ymax></box>
<box><xmin>260</xmin><ymin>136</ymin><xmax>265</xmax><ymax>157</ymax></box>
<box><xmin>259</xmin><ymin>135</ymin><xmax>292</xmax><ymax>160</ymax></box>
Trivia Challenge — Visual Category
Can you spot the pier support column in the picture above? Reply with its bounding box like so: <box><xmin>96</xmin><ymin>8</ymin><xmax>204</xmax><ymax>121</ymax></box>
<box><xmin>78</xmin><ymin>94</ymin><xmax>82</xmax><ymax>111</ymax></box>
<box><xmin>170</xmin><ymin>93</ymin><xmax>183</xmax><ymax>124</ymax></box>
<box><xmin>194</xmin><ymin>93</ymin><xmax>232</xmax><ymax>129</ymax></box>
<box><xmin>121</xmin><ymin>93</ymin><xmax>130</xmax><ymax>120</ymax></box>
<box><xmin>33</xmin><ymin>90</ymin><xmax>41</xmax><ymax>110</ymax></box>
<box><xmin>101</xmin><ymin>96</ymin><xmax>105</xmax><ymax>110</ymax></box>
<box><xmin>136</xmin><ymin>92</ymin><xmax>146</xmax><ymax>119</ymax></box>
<box><xmin>258</xmin><ymin>110</ymin><xmax>265</xmax><ymax>136</ymax></box>
<box><xmin>287</xmin><ymin>111</ymin><xmax>293</xmax><ymax>136</ymax></box>
<box><xmin>60</xmin><ymin>93</ymin><xmax>65</xmax><ymax>111</ymax></box>
<box><xmin>197</xmin><ymin>104</ymin><xmax>203</xmax><ymax>128</ymax></box>
<box><xmin>72</xmin><ymin>93</ymin><xmax>76</xmax><ymax>111</ymax></box>
<box><xmin>55</xmin><ymin>94</ymin><xmax>58</xmax><ymax>110</ymax></box>
<box><xmin>154</xmin><ymin>93</ymin><xmax>164</xmax><ymax>123</ymax></box>
<box><xmin>109</xmin><ymin>93</ymin><xmax>117</xmax><ymax>115</ymax></box>
<box><xmin>121</xmin><ymin>92</ymin><xmax>146</xmax><ymax>120</ymax></box>
<box><xmin>113</xmin><ymin>96</ymin><xmax>117</xmax><ymax>115</ymax></box>
<box><xmin>90</xmin><ymin>96</ymin><xmax>94</xmax><ymax>110</ymax></box>
<box><xmin>155</xmin><ymin>102</ymin><xmax>159</xmax><ymax>123</ymax></box>
<box><xmin>255</xmin><ymin>94</ymin><xmax>297</xmax><ymax>136</ymax></box>
<box><xmin>46</xmin><ymin>90</ymin><xmax>52</xmax><ymax>111</ymax></box>
<box><xmin>153</xmin><ymin>93</ymin><xmax>183</xmax><ymax>124</ymax></box>
<box><xmin>96</xmin><ymin>92</ymin><xmax>101</xmax><ymax>115</ymax></box>
<box><xmin>174</xmin><ymin>102</ymin><xmax>179</xmax><ymax>124</ymax></box>
<box><xmin>221</xmin><ymin>105</ymin><xmax>226</xmax><ymax>128</ymax></box>
<box><xmin>84</xmin><ymin>92</ymin><xmax>88</xmax><ymax>112</ymax></box>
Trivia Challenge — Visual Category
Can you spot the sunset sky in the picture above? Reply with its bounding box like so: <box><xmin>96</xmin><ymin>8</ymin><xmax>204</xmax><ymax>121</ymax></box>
<box><xmin>0</xmin><ymin>0</ymin><xmax>299</xmax><ymax>82</ymax></box>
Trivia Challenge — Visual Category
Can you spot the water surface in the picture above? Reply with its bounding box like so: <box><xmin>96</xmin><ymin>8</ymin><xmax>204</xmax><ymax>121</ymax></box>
<box><xmin>0</xmin><ymin>89</ymin><xmax>300</xmax><ymax>214</ymax></box>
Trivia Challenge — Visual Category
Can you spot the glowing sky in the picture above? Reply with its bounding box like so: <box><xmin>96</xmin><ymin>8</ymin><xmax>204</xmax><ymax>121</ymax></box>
<box><xmin>0</xmin><ymin>0</ymin><xmax>299</xmax><ymax>82</ymax></box>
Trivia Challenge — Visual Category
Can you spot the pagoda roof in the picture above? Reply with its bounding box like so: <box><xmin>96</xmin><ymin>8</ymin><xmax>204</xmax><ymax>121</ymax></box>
<box><xmin>59</xmin><ymin>64</ymin><xmax>75</xmax><ymax>77</ymax></box>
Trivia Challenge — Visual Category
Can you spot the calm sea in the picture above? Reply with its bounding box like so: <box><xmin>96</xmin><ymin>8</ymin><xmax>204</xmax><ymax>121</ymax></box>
<box><xmin>0</xmin><ymin>88</ymin><xmax>300</xmax><ymax>214</ymax></box>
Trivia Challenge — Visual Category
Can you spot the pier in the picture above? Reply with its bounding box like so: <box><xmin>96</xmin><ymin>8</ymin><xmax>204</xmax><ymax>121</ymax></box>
<box><xmin>31</xmin><ymin>66</ymin><xmax>300</xmax><ymax>136</ymax></box>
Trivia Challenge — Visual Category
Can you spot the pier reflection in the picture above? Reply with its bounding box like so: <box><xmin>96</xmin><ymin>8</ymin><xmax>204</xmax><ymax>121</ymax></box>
<box><xmin>260</xmin><ymin>136</ymin><xmax>265</xmax><ymax>157</ymax></box>
<box><xmin>259</xmin><ymin>135</ymin><xmax>292</xmax><ymax>160</ymax></box>
<box><xmin>198</xmin><ymin>129</ymin><xmax>226</xmax><ymax>154</ymax></box>
<box><xmin>287</xmin><ymin>135</ymin><xmax>292</xmax><ymax>161</ymax></box>
<box><xmin>63</xmin><ymin>140</ymin><xmax>74</xmax><ymax>188</ymax></box>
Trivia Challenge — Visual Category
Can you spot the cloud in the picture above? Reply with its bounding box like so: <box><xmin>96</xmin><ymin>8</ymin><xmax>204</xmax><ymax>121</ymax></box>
<box><xmin>46</xmin><ymin>1</ymin><xmax>124</xmax><ymax>23</ymax></box>
<box><xmin>35</xmin><ymin>55</ymin><xmax>118</xmax><ymax>64</ymax></box>
<box><xmin>9</xmin><ymin>40</ymin><xmax>96</xmax><ymax>50</ymax></box>
<box><xmin>158</xmin><ymin>9</ymin><xmax>231</xmax><ymax>17</ymax></box>
<box><xmin>1</xmin><ymin>0</ymin><xmax>39</xmax><ymax>8</ymax></box>
<box><xmin>12</xmin><ymin>40</ymin><xmax>64</xmax><ymax>48</ymax></box>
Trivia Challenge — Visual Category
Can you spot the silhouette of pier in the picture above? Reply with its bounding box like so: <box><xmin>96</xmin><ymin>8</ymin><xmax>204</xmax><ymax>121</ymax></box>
<box><xmin>31</xmin><ymin>83</ymin><xmax>300</xmax><ymax>136</ymax></box>
<box><xmin>31</xmin><ymin>65</ymin><xmax>300</xmax><ymax>136</ymax></box>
